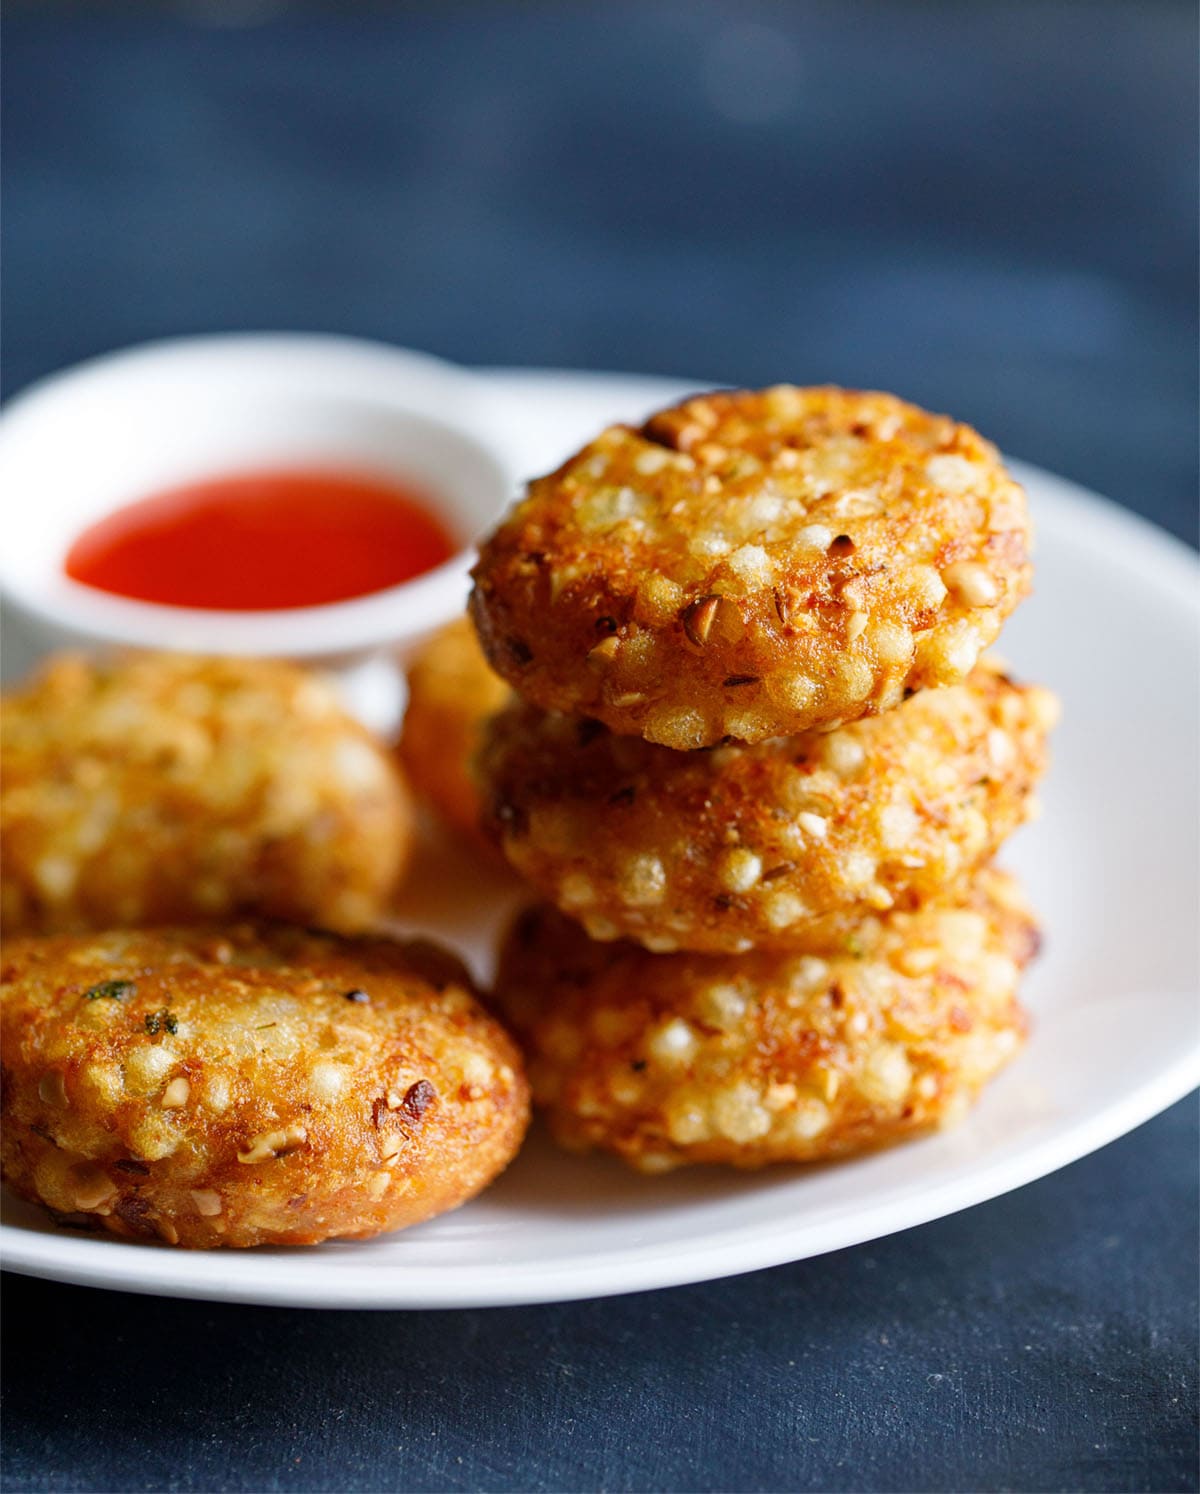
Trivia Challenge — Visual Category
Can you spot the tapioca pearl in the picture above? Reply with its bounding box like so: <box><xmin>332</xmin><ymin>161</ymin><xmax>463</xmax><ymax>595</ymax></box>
<box><xmin>618</xmin><ymin>854</ymin><xmax>668</xmax><ymax>907</ymax></box>
<box><xmin>857</xmin><ymin>1043</ymin><xmax>913</xmax><ymax>1106</ymax></box>
<box><xmin>643</xmin><ymin>706</ymin><xmax>710</xmax><ymax>750</ymax></box>
<box><xmin>832</xmin><ymin>655</ymin><xmax>874</xmax><ymax>698</ymax></box>
<box><xmin>768</xmin><ymin>671</ymin><xmax>820</xmax><ymax>713</ymax></box>
<box><xmin>665</xmin><ymin>1097</ymin><xmax>712</xmax><ymax>1145</ymax></box>
<box><xmin>878</xmin><ymin>802</ymin><xmax>919</xmax><ymax>850</ymax></box>
<box><xmin>942</xmin><ymin>561</ymin><xmax>999</xmax><ymax>608</ymax></box>
<box><xmin>636</xmin><ymin>575</ymin><xmax>685</xmax><ymax>625</ymax></box>
<box><xmin>558</xmin><ymin>872</ymin><xmax>598</xmax><ymax>910</ymax></box>
<box><xmin>711</xmin><ymin>1082</ymin><xmax>772</xmax><ymax>1143</ymax></box>
<box><xmin>694</xmin><ymin>982</ymin><xmax>748</xmax><ymax>1029</ymax></box>
<box><xmin>716</xmin><ymin>848</ymin><xmax>763</xmax><ymax>893</ymax></box>
<box><xmin>906</xmin><ymin>565</ymin><xmax>948</xmax><ymax>611</ymax></box>
<box><xmin>774</xmin><ymin>1098</ymin><xmax>831</xmax><ymax>1142</ymax></box>
<box><xmin>820</xmin><ymin>733</ymin><xmax>866</xmax><ymax>778</ymax></box>
<box><xmin>869</xmin><ymin>621</ymin><xmax>914</xmax><ymax>666</ymax></box>
<box><xmin>924</xmin><ymin>453</ymin><xmax>978</xmax><ymax>493</ymax></box>
<box><xmin>647</xmin><ymin>1018</ymin><xmax>700</xmax><ymax>1067</ymax></box>
<box><xmin>763</xmin><ymin>890</ymin><xmax>808</xmax><ymax>930</ymax></box>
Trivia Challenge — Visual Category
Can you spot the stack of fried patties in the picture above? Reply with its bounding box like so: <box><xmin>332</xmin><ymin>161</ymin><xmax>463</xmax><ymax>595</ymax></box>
<box><xmin>469</xmin><ymin>386</ymin><xmax>1058</xmax><ymax>1175</ymax></box>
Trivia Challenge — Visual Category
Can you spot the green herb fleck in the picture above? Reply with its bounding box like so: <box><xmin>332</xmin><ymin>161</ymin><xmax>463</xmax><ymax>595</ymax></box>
<box><xmin>82</xmin><ymin>979</ymin><xmax>136</xmax><ymax>1002</ymax></box>
<box><xmin>144</xmin><ymin>1008</ymin><xmax>178</xmax><ymax>1035</ymax></box>
<box><xmin>845</xmin><ymin>935</ymin><xmax>866</xmax><ymax>959</ymax></box>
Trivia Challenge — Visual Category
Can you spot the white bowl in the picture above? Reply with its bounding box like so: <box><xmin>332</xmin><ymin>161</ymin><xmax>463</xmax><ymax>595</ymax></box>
<box><xmin>0</xmin><ymin>334</ymin><xmax>516</xmax><ymax>670</ymax></box>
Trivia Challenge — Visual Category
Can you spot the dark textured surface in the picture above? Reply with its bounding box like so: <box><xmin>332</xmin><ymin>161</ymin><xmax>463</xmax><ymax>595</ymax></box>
<box><xmin>3</xmin><ymin>0</ymin><xmax>1197</xmax><ymax>542</ymax></box>
<box><xmin>2</xmin><ymin>4</ymin><xmax>1197</xmax><ymax>1492</ymax></box>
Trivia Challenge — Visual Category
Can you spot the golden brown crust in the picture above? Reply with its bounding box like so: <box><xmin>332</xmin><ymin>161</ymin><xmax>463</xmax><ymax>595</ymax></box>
<box><xmin>1</xmin><ymin>653</ymin><xmax>414</xmax><ymax>934</ymax></box>
<box><xmin>398</xmin><ymin>618</ymin><xmax>511</xmax><ymax>845</ymax></box>
<box><xmin>480</xmin><ymin>661</ymin><xmax>1057</xmax><ymax>953</ymax></box>
<box><xmin>470</xmin><ymin>387</ymin><xmax>1032</xmax><ymax>747</ymax></box>
<box><xmin>0</xmin><ymin>923</ymin><xmax>529</xmax><ymax>1247</ymax></box>
<box><xmin>493</xmin><ymin>870</ymin><xmax>1036</xmax><ymax>1172</ymax></box>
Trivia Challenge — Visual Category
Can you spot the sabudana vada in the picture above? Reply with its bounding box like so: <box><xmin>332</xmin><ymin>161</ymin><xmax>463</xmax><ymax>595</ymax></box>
<box><xmin>1</xmin><ymin>653</ymin><xmax>414</xmax><ymax>934</ymax></box>
<box><xmin>481</xmin><ymin>660</ymin><xmax>1057</xmax><ymax>953</ymax></box>
<box><xmin>470</xmin><ymin>386</ymin><xmax>1032</xmax><ymax>747</ymax></box>
<box><xmin>398</xmin><ymin>617</ymin><xmax>510</xmax><ymax>844</ymax></box>
<box><xmin>0</xmin><ymin>922</ymin><xmax>529</xmax><ymax>1247</ymax></box>
<box><xmin>493</xmin><ymin>870</ymin><xmax>1036</xmax><ymax>1173</ymax></box>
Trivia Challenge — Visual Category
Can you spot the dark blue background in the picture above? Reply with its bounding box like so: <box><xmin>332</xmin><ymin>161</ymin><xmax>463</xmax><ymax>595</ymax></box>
<box><xmin>2</xmin><ymin>3</ymin><xmax>1197</xmax><ymax>1491</ymax></box>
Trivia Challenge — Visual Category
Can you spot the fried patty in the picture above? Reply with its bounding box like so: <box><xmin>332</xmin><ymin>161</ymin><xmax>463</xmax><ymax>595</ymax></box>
<box><xmin>0</xmin><ymin>923</ymin><xmax>529</xmax><ymax>1247</ymax></box>
<box><xmin>470</xmin><ymin>387</ymin><xmax>1032</xmax><ymax>747</ymax></box>
<box><xmin>492</xmin><ymin>870</ymin><xmax>1036</xmax><ymax>1172</ymax></box>
<box><xmin>1</xmin><ymin>653</ymin><xmax>413</xmax><ymax>934</ymax></box>
<box><xmin>481</xmin><ymin>661</ymin><xmax>1056</xmax><ymax>953</ymax></box>
<box><xmin>398</xmin><ymin>618</ymin><xmax>510</xmax><ymax>845</ymax></box>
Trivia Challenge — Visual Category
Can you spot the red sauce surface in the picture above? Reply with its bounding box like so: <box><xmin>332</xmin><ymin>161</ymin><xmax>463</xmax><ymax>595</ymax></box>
<box><xmin>64</xmin><ymin>468</ymin><xmax>458</xmax><ymax>610</ymax></box>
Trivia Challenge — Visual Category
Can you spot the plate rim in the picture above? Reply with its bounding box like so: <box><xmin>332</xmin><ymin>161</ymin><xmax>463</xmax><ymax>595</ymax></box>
<box><xmin>3</xmin><ymin>1041</ymin><xmax>1197</xmax><ymax>1310</ymax></box>
<box><xmin>2</xmin><ymin>368</ymin><xmax>1197</xmax><ymax>1309</ymax></box>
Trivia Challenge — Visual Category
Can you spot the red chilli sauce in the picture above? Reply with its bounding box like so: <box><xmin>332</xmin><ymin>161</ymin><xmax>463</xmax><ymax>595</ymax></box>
<box><xmin>64</xmin><ymin>469</ymin><xmax>457</xmax><ymax>611</ymax></box>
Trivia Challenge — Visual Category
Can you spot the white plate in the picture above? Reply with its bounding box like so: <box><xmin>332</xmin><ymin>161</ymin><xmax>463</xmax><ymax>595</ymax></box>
<box><xmin>2</xmin><ymin>369</ymin><xmax>1197</xmax><ymax>1309</ymax></box>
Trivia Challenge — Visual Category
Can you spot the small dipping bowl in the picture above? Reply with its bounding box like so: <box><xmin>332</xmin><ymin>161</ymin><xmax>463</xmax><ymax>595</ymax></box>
<box><xmin>0</xmin><ymin>334</ymin><xmax>516</xmax><ymax>730</ymax></box>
